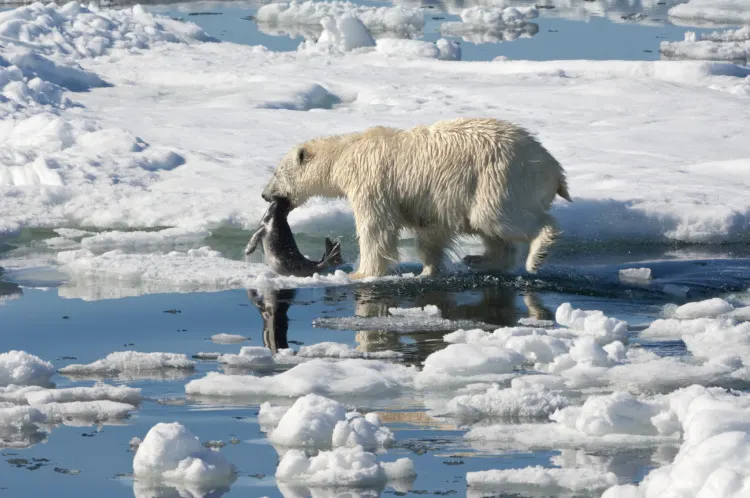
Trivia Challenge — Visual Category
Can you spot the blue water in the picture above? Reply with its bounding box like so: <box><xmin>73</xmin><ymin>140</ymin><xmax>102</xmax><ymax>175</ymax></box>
<box><xmin>141</xmin><ymin>0</ymin><xmax>739</xmax><ymax>62</ymax></box>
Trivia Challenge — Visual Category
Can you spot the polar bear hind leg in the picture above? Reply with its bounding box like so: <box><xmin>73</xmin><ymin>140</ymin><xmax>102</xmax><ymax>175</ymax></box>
<box><xmin>414</xmin><ymin>229</ymin><xmax>452</xmax><ymax>277</ymax></box>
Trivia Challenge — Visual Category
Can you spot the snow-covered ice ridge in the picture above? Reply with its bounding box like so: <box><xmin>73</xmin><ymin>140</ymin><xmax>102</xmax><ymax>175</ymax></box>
<box><xmin>0</xmin><ymin>1</ymin><xmax>749</xmax><ymax>255</ymax></box>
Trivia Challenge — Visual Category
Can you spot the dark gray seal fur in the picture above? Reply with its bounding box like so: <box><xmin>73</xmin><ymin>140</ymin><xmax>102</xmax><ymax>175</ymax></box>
<box><xmin>245</xmin><ymin>198</ymin><xmax>343</xmax><ymax>277</ymax></box>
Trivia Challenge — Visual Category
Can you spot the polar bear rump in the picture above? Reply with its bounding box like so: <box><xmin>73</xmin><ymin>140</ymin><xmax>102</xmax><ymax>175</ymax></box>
<box><xmin>261</xmin><ymin>117</ymin><xmax>571</xmax><ymax>278</ymax></box>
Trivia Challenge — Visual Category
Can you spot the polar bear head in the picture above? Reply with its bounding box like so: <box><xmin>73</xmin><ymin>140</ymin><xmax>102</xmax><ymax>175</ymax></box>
<box><xmin>261</xmin><ymin>139</ymin><xmax>344</xmax><ymax>208</ymax></box>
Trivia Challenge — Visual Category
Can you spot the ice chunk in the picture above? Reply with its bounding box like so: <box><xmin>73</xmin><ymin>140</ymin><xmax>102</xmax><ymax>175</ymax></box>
<box><xmin>24</xmin><ymin>383</ymin><xmax>142</xmax><ymax>406</ymax></box>
<box><xmin>441</xmin><ymin>383</ymin><xmax>569</xmax><ymax>422</ymax></box>
<box><xmin>210</xmin><ymin>334</ymin><xmax>249</xmax><ymax>344</ymax></box>
<box><xmin>36</xmin><ymin>400</ymin><xmax>136</xmax><ymax>424</ymax></box>
<box><xmin>618</xmin><ymin>268</ymin><xmax>653</xmax><ymax>283</ymax></box>
<box><xmin>0</xmin><ymin>351</ymin><xmax>54</xmax><ymax>387</ymax></box>
<box><xmin>265</xmin><ymin>394</ymin><xmax>394</xmax><ymax>449</ymax></box>
<box><xmin>555</xmin><ymin>303</ymin><xmax>629</xmax><ymax>345</ymax></box>
<box><xmin>276</xmin><ymin>445</ymin><xmax>414</xmax><ymax>487</ymax></box>
<box><xmin>415</xmin><ymin>343</ymin><xmax>524</xmax><ymax>389</ymax></box>
<box><xmin>441</xmin><ymin>6</ymin><xmax>538</xmax><ymax>44</ymax></box>
<box><xmin>296</xmin><ymin>342</ymin><xmax>402</xmax><ymax>360</ymax></box>
<box><xmin>185</xmin><ymin>359</ymin><xmax>416</xmax><ymax>399</ymax></box>
<box><xmin>0</xmin><ymin>405</ymin><xmax>46</xmax><ymax>449</ymax></box>
<box><xmin>670</xmin><ymin>297</ymin><xmax>734</xmax><ymax>319</ymax></box>
<box><xmin>218</xmin><ymin>346</ymin><xmax>303</xmax><ymax>371</ymax></box>
<box><xmin>133</xmin><ymin>422</ymin><xmax>235</xmax><ymax>485</ymax></box>
<box><xmin>468</xmin><ymin>466</ymin><xmax>618</xmax><ymax>493</ymax></box>
<box><xmin>668</xmin><ymin>0</ymin><xmax>750</xmax><ymax>25</ymax></box>
<box><xmin>300</xmin><ymin>14</ymin><xmax>375</xmax><ymax>54</ymax></box>
<box><xmin>59</xmin><ymin>351</ymin><xmax>195</xmax><ymax>378</ymax></box>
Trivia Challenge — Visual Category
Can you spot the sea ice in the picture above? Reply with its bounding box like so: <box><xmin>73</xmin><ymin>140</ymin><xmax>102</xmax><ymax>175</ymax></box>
<box><xmin>662</xmin><ymin>27</ymin><xmax>750</xmax><ymax>63</ymax></box>
<box><xmin>555</xmin><ymin>303</ymin><xmax>629</xmax><ymax>345</ymax></box>
<box><xmin>618</xmin><ymin>267</ymin><xmax>653</xmax><ymax>284</ymax></box>
<box><xmin>23</xmin><ymin>383</ymin><xmax>143</xmax><ymax>406</ymax></box>
<box><xmin>668</xmin><ymin>297</ymin><xmax>735</xmax><ymax>319</ymax></box>
<box><xmin>313</xmin><ymin>305</ymin><xmax>493</xmax><ymax>333</ymax></box>
<box><xmin>0</xmin><ymin>350</ymin><xmax>55</xmax><ymax>386</ymax></box>
<box><xmin>0</xmin><ymin>405</ymin><xmax>46</xmax><ymax>449</ymax></box>
<box><xmin>276</xmin><ymin>445</ymin><xmax>415</xmax><ymax>487</ymax></box>
<box><xmin>36</xmin><ymin>400</ymin><xmax>137</xmax><ymax>424</ymax></box>
<box><xmin>218</xmin><ymin>346</ymin><xmax>303</xmax><ymax>371</ymax></box>
<box><xmin>133</xmin><ymin>422</ymin><xmax>236</xmax><ymax>485</ymax></box>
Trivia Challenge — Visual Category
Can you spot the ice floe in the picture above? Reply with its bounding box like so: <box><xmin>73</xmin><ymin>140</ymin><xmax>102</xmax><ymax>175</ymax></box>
<box><xmin>662</xmin><ymin>27</ymin><xmax>750</xmax><ymax>64</ymax></box>
<box><xmin>209</xmin><ymin>333</ymin><xmax>249</xmax><ymax>345</ymax></box>
<box><xmin>668</xmin><ymin>0</ymin><xmax>750</xmax><ymax>25</ymax></box>
<box><xmin>260</xmin><ymin>394</ymin><xmax>394</xmax><ymax>450</ymax></box>
<box><xmin>133</xmin><ymin>422</ymin><xmax>236</xmax><ymax>486</ymax></box>
<box><xmin>296</xmin><ymin>342</ymin><xmax>403</xmax><ymax>360</ymax></box>
<box><xmin>58</xmin><ymin>351</ymin><xmax>195</xmax><ymax>380</ymax></box>
<box><xmin>0</xmin><ymin>405</ymin><xmax>46</xmax><ymax>449</ymax></box>
<box><xmin>467</xmin><ymin>465</ymin><xmax>619</xmax><ymax>494</ymax></box>
<box><xmin>440</xmin><ymin>6</ymin><xmax>539</xmax><ymax>44</ymax></box>
<box><xmin>185</xmin><ymin>358</ymin><xmax>416</xmax><ymax>400</ymax></box>
<box><xmin>313</xmin><ymin>305</ymin><xmax>494</xmax><ymax>333</ymax></box>
<box><xmin>218</xmin><ymin>346</ymin><xmax>304</xmax><ymax>371</ymax></box>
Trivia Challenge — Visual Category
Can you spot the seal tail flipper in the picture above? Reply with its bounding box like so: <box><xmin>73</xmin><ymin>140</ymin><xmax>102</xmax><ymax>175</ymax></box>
<box><xmin>245</xmin><ymin>227</ymin><xmax>266</xmax><ymax>255</ymax></box>
<box><xmin>319</xmin><ymin>237</ymin><xmax>343</xmax><ymax>268</ymax></box>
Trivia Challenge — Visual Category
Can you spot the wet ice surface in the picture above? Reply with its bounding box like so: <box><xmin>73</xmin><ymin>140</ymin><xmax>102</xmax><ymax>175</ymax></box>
<box><xmin>3</xmin><ymin>236</ymin><xmax>750</xmax><ymax>497</ymax></box>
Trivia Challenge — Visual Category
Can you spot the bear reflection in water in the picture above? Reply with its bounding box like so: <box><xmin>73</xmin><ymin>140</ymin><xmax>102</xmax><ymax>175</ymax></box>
<box><xmin>246</xmin><ymin>283</ymin><xmax>553</xmax><ymax>365</ymax></box>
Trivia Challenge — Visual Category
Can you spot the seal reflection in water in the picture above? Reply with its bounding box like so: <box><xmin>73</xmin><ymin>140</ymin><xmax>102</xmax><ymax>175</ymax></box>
<box><xmin>248</xmin><ymin>288</ymin><xmax>294</xmax><ymax>353</ymax></box>
<box><xmin>245</xmin><ymin>197</ymin><xmax>343</xmax><ymax>277</ymax></box>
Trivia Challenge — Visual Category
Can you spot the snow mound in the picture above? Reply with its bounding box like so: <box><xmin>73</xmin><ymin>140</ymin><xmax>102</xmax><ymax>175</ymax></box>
<box><xmin>415</xmin><ymin>343</ymin><xmax>524</xmax><ymax>389</ymax></box>
<box><xmin>375</xmin><ymin>38</ymin><xmax>462</xmax><ymax>61</ymax></box>
<box><xmin>185</xmin><ymin>359</ymin><xmax>416</xmax><ymax>399</ymax></box>
<box><xmin>0</xmin><ymin>350</ymin><xmax>54</xmax><ymax>386</ymax></box>
<box><xmin>276</xmin><ymin>445</ymin><xmax>415</xmax><ymax>487</ymax></box>
<box><xmin>58</xmin><ymin>351</ymin><xmax>195</xmax><ymax>377</ymax></box>
<box><xmin>668</xmin><ymin>0</ymin><xmax>750</xmax><ymax>25</ymax></box>
<box><xmin>296</xmin><ymin>342</ymin><xmax>402</xmax><ymax>360</ymax></box>
<box><xmin>256</xmin><ymin>1</ymin><xmax>424</xmax><ymax>37</ymax></box>
<box><xmin>262</xmin><ymin>394</ymin><xmax>394</xmax><ymax>449</ymax></box>
<box><xmin>210</xmin><ymin>334</ymin><xmax>248</xmax><ymax>345</ymax></box>
<box><xmin>299</xmin><ymin>14</ymin><xmax>376</xmax><ymax>54</ymax></box>
<box><xmin>468</xmin><ymin>466</ymin><xmax>619</xmax><ymax>493</ymax></box>
<box><xmin>662</xmin><ymin>27</ymin><xmax>750</xmax><ymax>63</ymax></box>
<box><xmin>133</xmin><ymin>422</ymin><xmax>235</xmax><ymax>485</ymax></box>
<box><xmin>441</xmin><ymin>383</ymin><xmax>569</xmax><ymax>422</ymax></box>
<box><xmin>441</xmin><ymin>6</ymin><xmax>539</xmax><ymax>44</ymax></box>
<box><xmin>0</xmin><ymin>3</ymin><xmax>213</xmax><ymax>60</ymax></box>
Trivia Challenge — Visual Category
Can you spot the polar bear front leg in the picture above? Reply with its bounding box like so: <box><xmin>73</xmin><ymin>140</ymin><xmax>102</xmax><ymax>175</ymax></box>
<box><xmin>349</xmin><ymin>206</ymin><xmax>399</xmax><ymax>279</ymax></box>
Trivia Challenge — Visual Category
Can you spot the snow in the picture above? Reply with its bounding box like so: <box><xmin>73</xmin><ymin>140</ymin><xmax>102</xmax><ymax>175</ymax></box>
<box><xmin>261</xmin><ymin>394</ymin><xmax>394</xmax><ymax>449</ymax></box>
<box><xmin>440</xmin><ymin>6</ymin><xmax>539</xmax><ymax>44</ymax></box>
<box><xmin>58</xmin><ymin>351</ymin><xmax>195</xmax><ymax>378</ymax></box>
<box><xmin>185</xmin><ymin>359</ymin><xmax>416</xmax><ymax>399</ymax></box>
<box><xmin>467</xmin><ymin>466</ymin><xmax>619</xmax><ymax>493</ymax></box>
<box><xmin>0</xmin><ymin>350</ymin><xmax>55</xmax><ymax>386</ymax></box>
<box><xmin>133</xmin><ymin>422</ymin><xmax>236</xmax><ymax>485</ymax></box>
<box><xmin>210</xmin><ymin>333</ymin><xmax>249</xmax><ymax>345</ymax></box>
<box><xmin>668</xmin><ymin>0</ymin><xmax>750</xmax><ymax>25</ymax></box>
<box><xmin>276</xmin><ymin>445</ymin><xmax>414</xmax><ymax>487</ymax></box>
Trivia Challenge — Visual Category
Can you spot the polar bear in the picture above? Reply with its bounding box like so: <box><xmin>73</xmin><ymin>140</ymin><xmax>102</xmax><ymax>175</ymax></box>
<box><xmin>261</xmin><ymin>117</ymin><xmax>571</xmax><ymax>279</ymax></box>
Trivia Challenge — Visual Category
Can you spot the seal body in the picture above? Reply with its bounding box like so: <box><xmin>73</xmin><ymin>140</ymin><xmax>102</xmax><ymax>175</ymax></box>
<box><xmin>245</xmin><ymin>198</ymin><xmax>343</xmax><ymax>277</ymax></box>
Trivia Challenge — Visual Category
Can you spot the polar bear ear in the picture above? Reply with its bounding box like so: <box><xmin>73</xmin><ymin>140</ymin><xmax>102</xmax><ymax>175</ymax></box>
<box><xmin>297</xmin><ymin>147</ymin><xmax>311</xmax><ymax>165</ymax></box>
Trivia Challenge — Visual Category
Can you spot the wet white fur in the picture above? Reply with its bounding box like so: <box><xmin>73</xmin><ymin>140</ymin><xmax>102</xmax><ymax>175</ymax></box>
<box><xmin>262</xmin><ymin>117</ymin><xmax>571</xmax><ymax>278</ymax></box>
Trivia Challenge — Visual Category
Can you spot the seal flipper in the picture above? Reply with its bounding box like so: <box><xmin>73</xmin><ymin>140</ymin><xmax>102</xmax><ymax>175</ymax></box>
<box><xmin>245</xmin><ymin>226</ymin><xmax>266</xmax><ymax>255</ymax></box>
<box><xmin>318</xmin><ymin>237</ymin><xmax>343</xmax><ymax>268</ymax></box>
